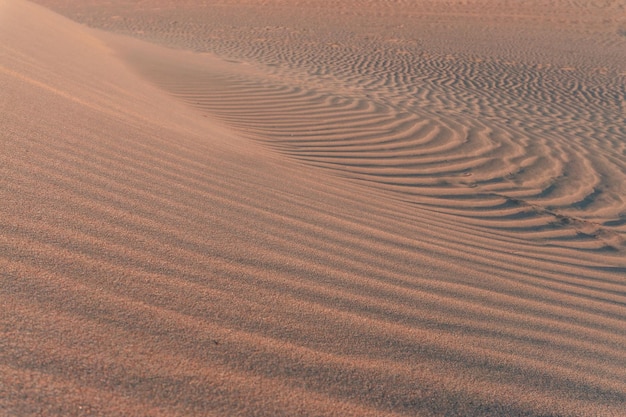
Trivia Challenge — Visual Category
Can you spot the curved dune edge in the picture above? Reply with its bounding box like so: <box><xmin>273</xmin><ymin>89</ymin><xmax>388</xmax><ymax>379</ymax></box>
<box><xmin>2</xmin><ymin>1</ymin><xmax>626</xmax><ymax>416</ymax></box>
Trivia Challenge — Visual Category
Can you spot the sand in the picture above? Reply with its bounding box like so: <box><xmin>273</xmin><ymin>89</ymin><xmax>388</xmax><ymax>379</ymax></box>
<box><xmin>1</xmin><ymin>0</ymin><xmax>625</xmax><ymax>415</ymax></box>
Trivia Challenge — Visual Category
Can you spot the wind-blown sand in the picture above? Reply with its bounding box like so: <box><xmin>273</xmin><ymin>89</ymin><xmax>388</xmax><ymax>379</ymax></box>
<box><xmin>2</xmin><ymin>0</ymin><xmax>625</xmax><ymax>415</ymax></box>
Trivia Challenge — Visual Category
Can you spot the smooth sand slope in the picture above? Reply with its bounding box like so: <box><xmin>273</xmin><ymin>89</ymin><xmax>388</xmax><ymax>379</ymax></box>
<box><xmin>2</xmin><ymin>0</ymin><xmax>626</xmax><ymax>416</ymax></box>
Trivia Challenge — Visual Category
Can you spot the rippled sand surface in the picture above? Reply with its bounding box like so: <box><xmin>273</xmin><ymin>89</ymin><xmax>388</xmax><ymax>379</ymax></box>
<box><xmin>2</xmin><ymin>0</ymin><xmax>626</xmax><ymax>415</ymax></box>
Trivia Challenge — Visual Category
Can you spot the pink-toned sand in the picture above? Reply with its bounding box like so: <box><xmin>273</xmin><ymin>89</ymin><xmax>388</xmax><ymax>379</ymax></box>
<box><xmin>2</xmin><ymin>0</ymin><xmax>625</xmax><ymax>415</ymax></box>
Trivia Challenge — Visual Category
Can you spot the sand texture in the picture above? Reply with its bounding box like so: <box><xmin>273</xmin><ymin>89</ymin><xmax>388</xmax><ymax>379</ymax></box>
<box><xmin>2</xmin><ymin>0</ymin><xmax>626</xmax><ymax>416</ymax></box>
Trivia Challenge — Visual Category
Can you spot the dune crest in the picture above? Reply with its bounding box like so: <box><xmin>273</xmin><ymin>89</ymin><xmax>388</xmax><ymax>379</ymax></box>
<box><xmin>2</xmin><ymin>0</ymin><xmax>626</xmax><ymax>416</ymax></box>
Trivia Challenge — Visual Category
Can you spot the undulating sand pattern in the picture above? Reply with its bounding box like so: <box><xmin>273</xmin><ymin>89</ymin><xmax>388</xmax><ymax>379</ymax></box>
<box><xmin>2</xmin><ymin>0</ymin><xmax>626</xmax><ymax>416</ymax></box>
<box><xmin>31</xmin><ymin>0</ymin><xmax>626</xmax><ymax>252</ymax></box>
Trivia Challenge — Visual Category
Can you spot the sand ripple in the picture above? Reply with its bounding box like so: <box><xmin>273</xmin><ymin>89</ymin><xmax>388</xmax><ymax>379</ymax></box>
<box><xmin>122</xmin><ymin>44</ymin><xmax>626</xmax><ymax>254</ymax></box>
<box><xmin>3</xmin><ymin>1</ymin><xmax>626</xmax><ymax>416</ymax></box>
<box><xmin>32</xmin><ymin>1</ymin><xmax>626</xmax><ymax>252</ymax></box>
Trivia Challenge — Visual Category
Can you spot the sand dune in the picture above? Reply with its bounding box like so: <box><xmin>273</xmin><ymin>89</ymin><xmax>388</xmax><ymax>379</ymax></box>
<box><xmin>2</xmin><ymin>0</ymin><xmax>626</xmax><ymax>416</ymax></box>
<box><xmin>41</xmin><ymin>0</ymin><xmax>626</xmax><ymax>252</ymax></box>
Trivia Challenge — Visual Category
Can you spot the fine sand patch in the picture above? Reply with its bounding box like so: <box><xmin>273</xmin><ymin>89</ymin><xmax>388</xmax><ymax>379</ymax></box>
<box><xmin>3</xmin><ymin>0</ymin><xmax>626</xmax><ymax>416</ymax></box>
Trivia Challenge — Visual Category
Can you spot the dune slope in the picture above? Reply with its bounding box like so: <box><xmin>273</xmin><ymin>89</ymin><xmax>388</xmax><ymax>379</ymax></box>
<box><xmin>2</xmin><ymin>1</ymin><xmax>626</xmax><ymax>416</ymax></box>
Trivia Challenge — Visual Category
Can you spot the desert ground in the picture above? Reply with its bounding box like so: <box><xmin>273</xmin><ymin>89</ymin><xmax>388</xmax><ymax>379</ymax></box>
<box><xmin>2</xmin><ymin>0</ymin><xmax>626</xmax><ymax>415</ymax></box>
